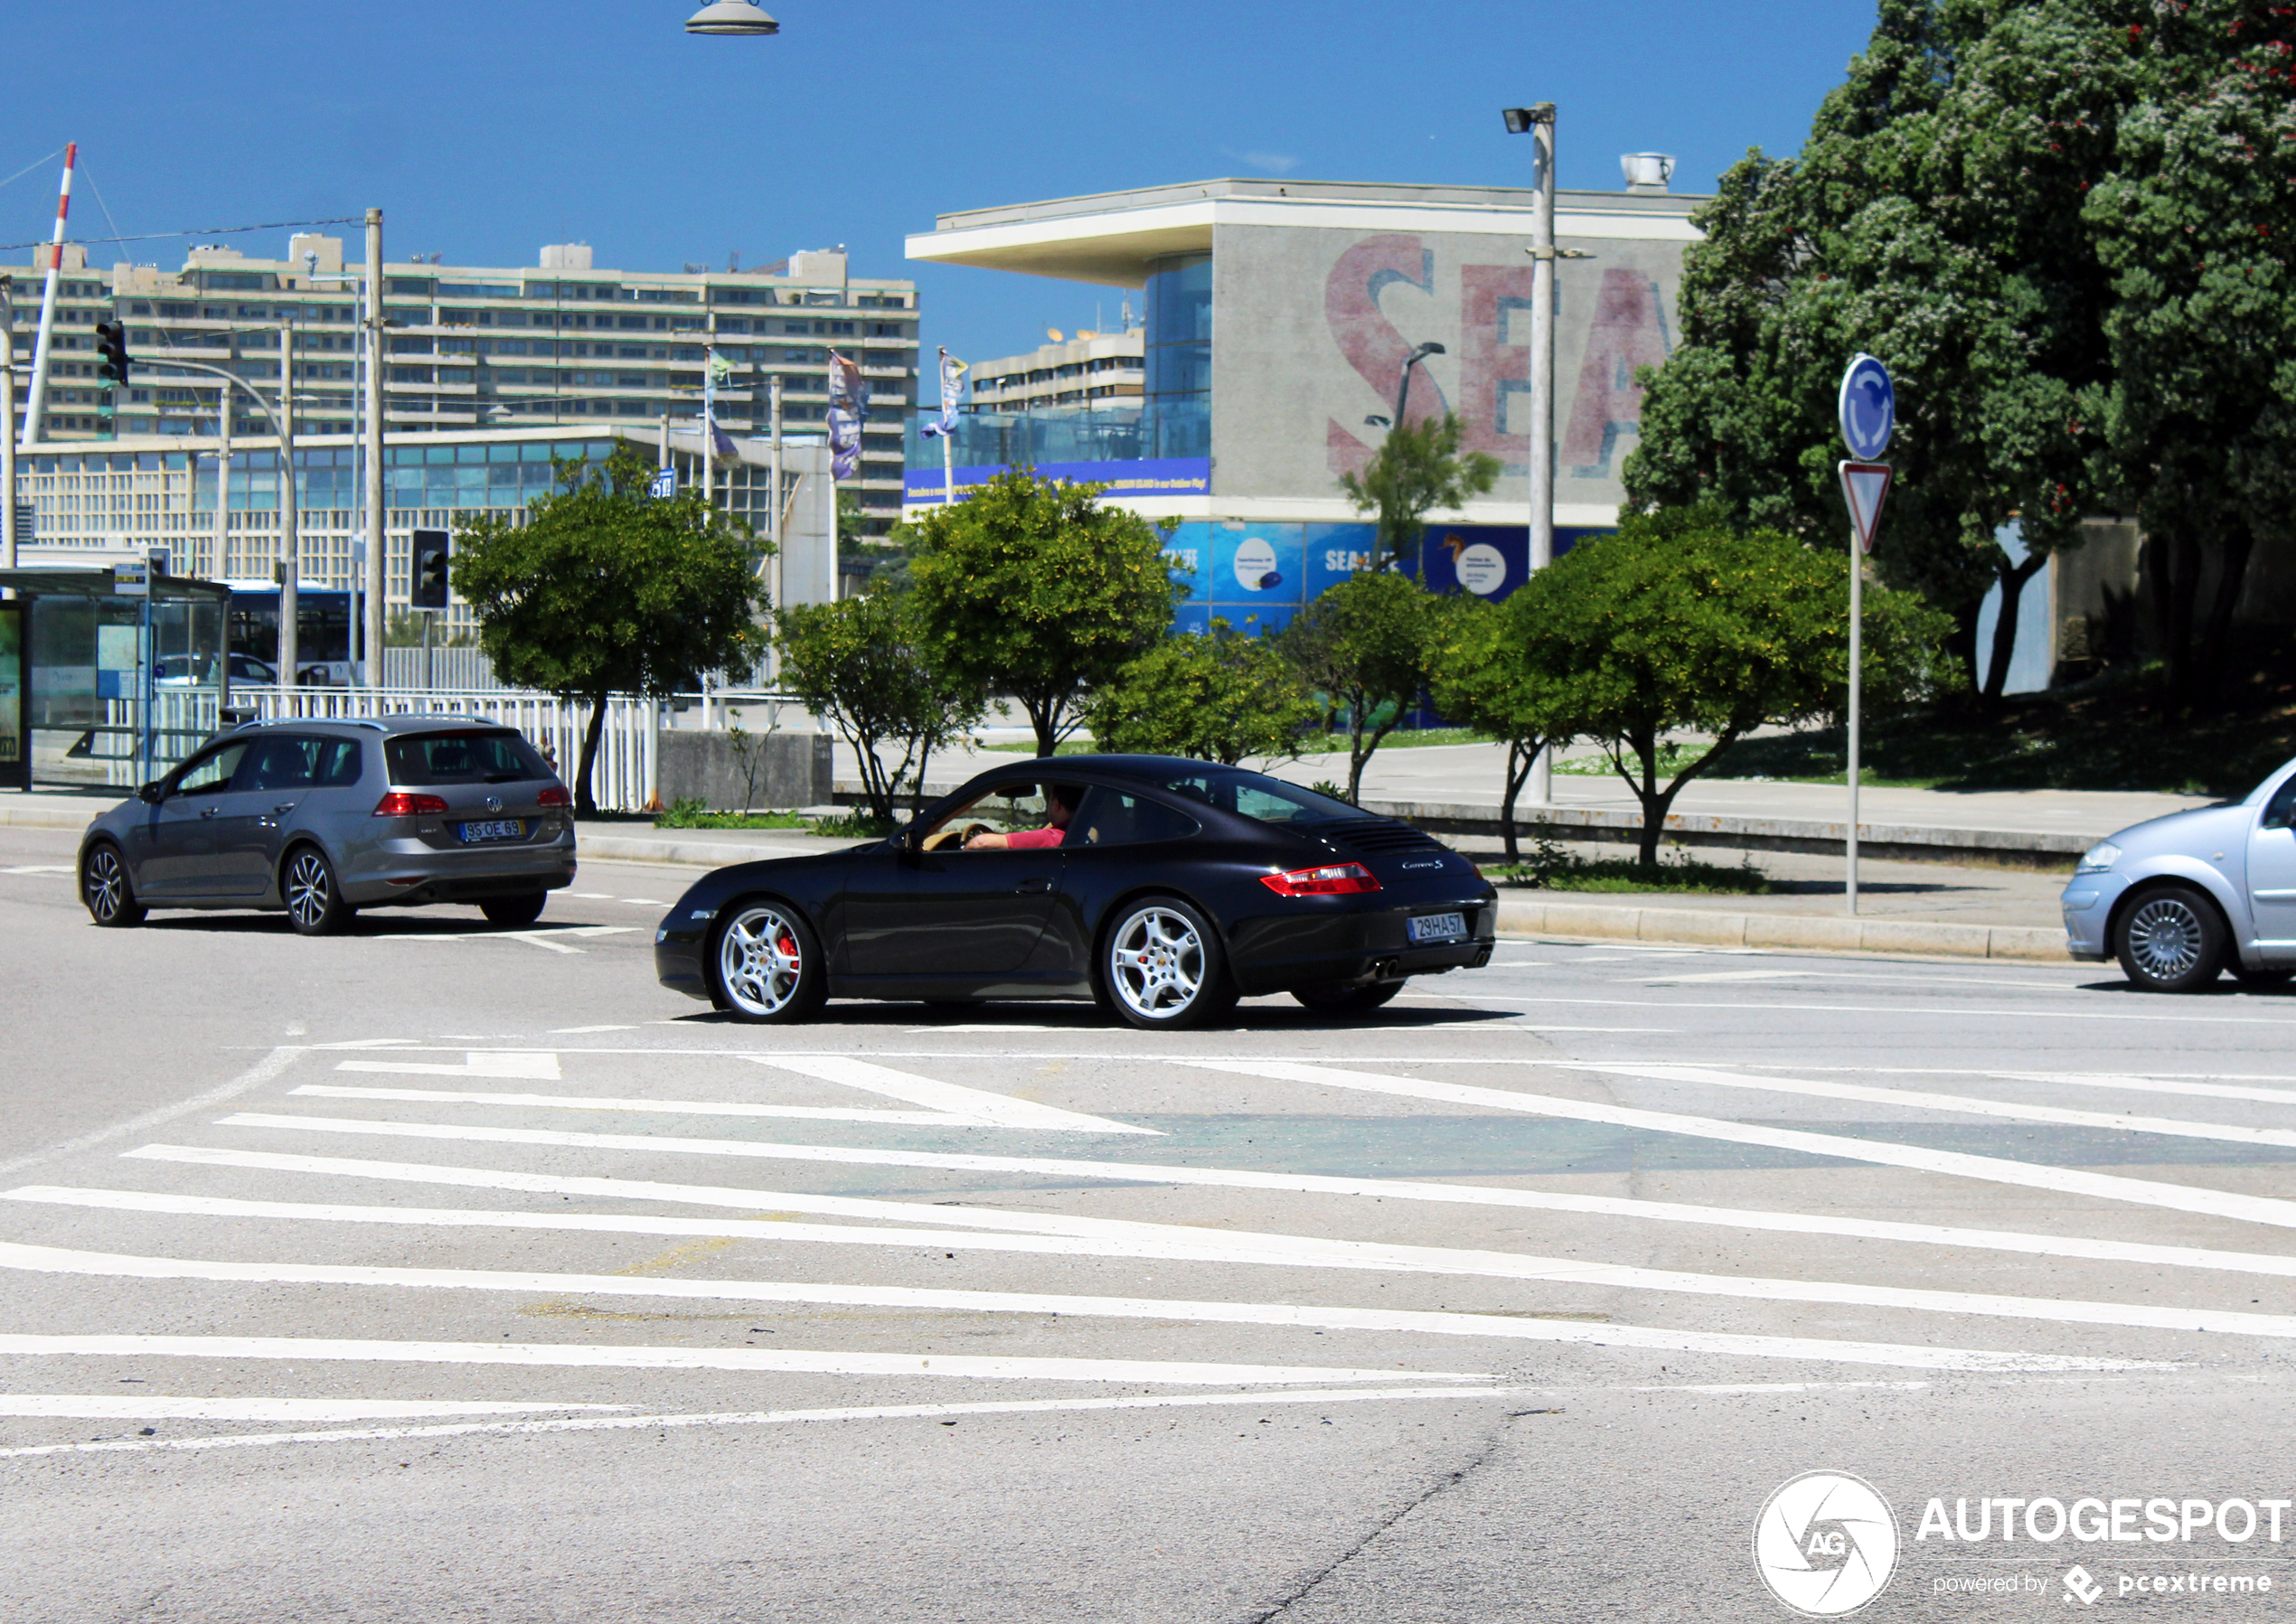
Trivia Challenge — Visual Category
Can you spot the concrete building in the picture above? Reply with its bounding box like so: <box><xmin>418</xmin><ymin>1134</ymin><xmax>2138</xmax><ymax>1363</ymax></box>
<box><xmin>904</xmin><ymin>174</ymin><xmax>1702</xmax><ymax>634</ymax></box>
<box><xmin>6</xmin><ymin>239</ymin><xmax>917</xmax><ymax>535</ymax></box>
<box><xmin>971</xmin><ymin>328</ymin><xmax>1143</xmax><ymax>413</ymax></box>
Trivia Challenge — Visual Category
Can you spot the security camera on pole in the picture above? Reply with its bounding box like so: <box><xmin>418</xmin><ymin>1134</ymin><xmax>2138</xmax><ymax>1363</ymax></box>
<box><xmin>1837</xmin><ymin>353</ymin><xmax>1896</xmax><ymax>916</ymax></box>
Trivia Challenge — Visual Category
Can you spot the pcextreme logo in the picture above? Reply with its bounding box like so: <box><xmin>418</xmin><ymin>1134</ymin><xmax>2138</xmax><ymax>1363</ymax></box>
<box><xmin>1754</xmin><ymin>1471</ymin><xmax>1901</xmax><ymax>1617</ymax></box>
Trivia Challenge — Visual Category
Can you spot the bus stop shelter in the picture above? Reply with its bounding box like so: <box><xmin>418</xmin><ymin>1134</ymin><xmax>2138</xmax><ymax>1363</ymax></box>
<box><xmin>0</xmin><ymin>568</ymin><xmax>231</xmax><ymax>793</ymax></box>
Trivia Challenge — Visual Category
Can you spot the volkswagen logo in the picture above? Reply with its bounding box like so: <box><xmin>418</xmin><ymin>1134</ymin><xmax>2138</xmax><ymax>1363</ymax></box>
<box><xmin>484</xmin><ymin>795</ymin><xmax>503</xmax><ymax>812</ymax></box>
<box><xmin>1753</xmin><ymin>1471</ymin><xmax>1898</xmax><ymax>1616</ymax></box>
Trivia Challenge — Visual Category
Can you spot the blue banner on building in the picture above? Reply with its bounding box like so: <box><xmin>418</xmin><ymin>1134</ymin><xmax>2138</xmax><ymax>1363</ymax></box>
<box><xmin>902</xmin><ymin>457</ymin><xmax>1211</xmax><ymax>504</ymax></box>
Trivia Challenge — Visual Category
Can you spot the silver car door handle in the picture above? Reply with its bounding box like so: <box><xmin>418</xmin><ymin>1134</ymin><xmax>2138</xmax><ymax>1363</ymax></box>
<box><xmin>1014</xmin><ymin>877</ymin><xmax>1052</xmax><ymax>894</ymax></box>
<box><xmin>272</xmin><ymin>803</ymin><xmax>298</xmax><ymax>812</ymax></box>
<box><xmin>199</xmin><ymin>807</ymin><xmax>219</xmax><ymax>819</ymax></box>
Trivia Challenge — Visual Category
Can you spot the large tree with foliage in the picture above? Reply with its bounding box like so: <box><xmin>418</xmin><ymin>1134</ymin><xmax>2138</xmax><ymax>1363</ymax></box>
<box><xmin>1427</xmin><ymin>594</ymin><xmax>1570</xmax><ymax>864</ymax></box>
<box><xmin>907</xmin><ymin>471</ymin><xmax>1180</xmax><ymax>757</ymax></box>
<box><xmin>1340</xmin><ymin>413</ymin><xmax>1502</xmax><ymax>568</ymax></box>
<box><xmin>1510</xmin><ymin>507</ymin><xmax>1955</xmax><ymax>866</ymax></box>
<box><xmin>775</xmin><ymin>587</ymin><xmax>984</xmax><ymax>825</ymax></box>
<box><xmin>2086</xmin><ymin>0</ymin><xmax>2296</xmax><ymax>700</ymax></box>
<box><xmin>1085</xmin><ymin>620</ymin><xmax>1319</xmax><ymax>765</ymax></box>
<box><xmin>1623</xmin><ymin>0</ymin><xmax>2131</xmax><ymax>703</ymax></box>
<box><xmin>1278</xmin><ymin>569</ymin><xmax>1442</xmax><ymax>804</ymax></box>
<box><xmin>455</xmin><ymin>443</ymin><xmax>769</xmax><ymax>812</ymax></box>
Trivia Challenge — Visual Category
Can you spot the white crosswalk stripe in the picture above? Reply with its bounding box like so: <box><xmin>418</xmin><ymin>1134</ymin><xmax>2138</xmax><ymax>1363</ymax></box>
<box><xmin>5</xmin><ymin>1043</ymin><xmax>2295</xmax><ymax>1458</ymax></box>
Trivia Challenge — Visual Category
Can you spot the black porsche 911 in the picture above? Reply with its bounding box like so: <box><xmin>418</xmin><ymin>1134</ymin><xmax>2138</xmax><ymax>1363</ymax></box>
<box><xmin>652</xmin><ymin>756</ymin><xmax>1498</xmax><ymax>1028</ymax></box>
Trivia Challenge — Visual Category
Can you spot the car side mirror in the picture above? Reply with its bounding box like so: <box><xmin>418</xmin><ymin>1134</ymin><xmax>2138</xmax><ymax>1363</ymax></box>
<box><xmin>136</xmin><ymin>782</ymin><xmax>165</xmax><ymax>804</ymax></box>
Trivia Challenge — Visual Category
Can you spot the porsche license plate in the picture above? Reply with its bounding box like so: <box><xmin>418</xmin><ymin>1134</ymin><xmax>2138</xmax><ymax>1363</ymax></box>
<box><xmin>1408</xmin><ymin>911</ymin><xmax>1468</xmax><ymax>943</ymax></box>
<box><xmin>457</xmin><ymin>819</ymin><xmax>524</xmax><ymax>843</ymax></box>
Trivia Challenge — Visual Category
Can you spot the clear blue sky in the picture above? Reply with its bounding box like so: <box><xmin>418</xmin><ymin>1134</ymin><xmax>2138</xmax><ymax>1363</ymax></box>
<box><xmin>1</xmin><ymin>0</ymin><xmax>1879</xmax><ymax>369</ymax></box>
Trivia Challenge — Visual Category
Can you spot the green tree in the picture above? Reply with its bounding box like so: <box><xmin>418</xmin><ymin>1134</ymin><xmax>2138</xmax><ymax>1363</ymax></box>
<box><xmin>1623</xmin><ymin>0</ymin><xmax>2131</xmax><ymax>702</ymax></box>
<box><xmin>1339</xmin><ymin>413</ymin><xmax>1502</xmax><ymax>568</ymax></box>
<box><xmin>1085</xmin><ymin>620</ymin><xmax>1319</xmax><ymax>765</ymax></box>
<box><xmin>1514</xmin><ymin>507</ymin><xmax>1954</xmax><ymax>867</ymax></box>
<box><xmin>2086</xmin><ymin>0</ymin><xmax>2296</xmax><ymax>700</ymax></box>
<box><xmin>1427</xmin><ymin>594</ymin><xmax>1570</xmax><ymax>864</ymax></box>
<box><xmin>454</xmin><ymin>443</ymin><xmax>769</xmax><ymax>813</ymax></box>
<box><xmin>907</xmin><ymin>470</ymin><xmax>1180</xmax><ymax>757</ymax></box>
<box><xmin>1279</xmin><ymin>570</ymin><xmax>1441</xmax><ymax>804</ymax></box>
<box><xmin>774</xmin><ymin>588</ymin><xmax>985</xmax><ymax>825</ymax></box>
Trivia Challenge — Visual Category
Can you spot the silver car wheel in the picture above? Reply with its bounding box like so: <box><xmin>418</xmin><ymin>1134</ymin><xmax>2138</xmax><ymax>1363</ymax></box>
<box><xmin>1109</xmin><ymin>906</ymin><xmax>1205</xmax><ymax>1019</ymax></box>
<box><xmin>2127</xmin><ymin>896</ymin><xmax>2206</xmax><ymax>981</ymax></box>
<box><xmin>719</xmin><ymin>904</ymin><xmax>807</xmax><ymax>1017</ymax></box>
<box><xmin>286</xmin><ymin>850</ymin><xmax>333</xmax><ymax>932</ymax></box>
<box><xmin>84</xmin><ymin>846</ymin><xmax>127</xmax><ymax>922</ymax></box>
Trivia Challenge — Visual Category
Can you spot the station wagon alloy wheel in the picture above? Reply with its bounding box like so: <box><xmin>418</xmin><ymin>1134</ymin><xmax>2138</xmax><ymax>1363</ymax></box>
<box><xmin>714</xmin><ymin>902</ymin><xmax>822</xmax><ymax>1022</ymax></box>
<box><xmin>284</xmin><ymin>847</ymin><xmax>351</xmax><ymax>936</ymax></box>
<box><xmin>80</xmin><ymin>843</ymin><xmax>144</xmax><ymax>927</ymax></box>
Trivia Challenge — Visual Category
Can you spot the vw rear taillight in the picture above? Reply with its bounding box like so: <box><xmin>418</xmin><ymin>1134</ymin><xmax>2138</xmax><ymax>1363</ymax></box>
<box><xmin>1260</xmin><ymin>862</ymin><xmax>1381</xmax><ymax>897</ymax></box>
<box><xmin>536</xmin><ymin>785</ymin><xmax>571</xmax><ymax>808</ymax></box>
<box><xmin>372</xmin><ymin>792</ymin><xmax>449</xmax><ymax>818</ymax></box>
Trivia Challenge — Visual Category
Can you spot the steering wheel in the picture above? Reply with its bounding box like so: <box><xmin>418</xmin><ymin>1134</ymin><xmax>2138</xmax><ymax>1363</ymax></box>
<box><xmin>921</xmin><ymin>821</ymin><xmax>997</xmax><ymax>852</ymax></box>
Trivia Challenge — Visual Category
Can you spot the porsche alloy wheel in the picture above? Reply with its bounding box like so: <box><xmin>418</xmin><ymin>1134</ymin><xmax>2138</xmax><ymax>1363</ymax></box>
<box><xmin>714</xmin><ymin>901</ymin><xmax>823</xmax><ymax>1023</ymax></box>
<box><xmin>1104</xmin><ymin>897</ymin><xmax>1235</xmax><ymax>1030</ymax></box>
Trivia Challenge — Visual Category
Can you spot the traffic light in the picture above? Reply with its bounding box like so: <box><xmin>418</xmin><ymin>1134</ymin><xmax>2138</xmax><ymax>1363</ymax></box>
<box><xmin>410</xmin><ymin>530</ymin><xmax>450</xmax><ymax>610</ymax></box>
<box><xmin>94</xmin><ymin>321</ymin><xmax>131</xmax><ymax>388</ymax></box>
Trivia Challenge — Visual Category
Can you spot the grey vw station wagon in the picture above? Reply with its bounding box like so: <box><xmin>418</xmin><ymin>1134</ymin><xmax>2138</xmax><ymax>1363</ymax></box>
<box><xmin>2064</xmin><ymin>752</ymin><xmax>2296</xmax><ymax>991</ymax></box>
<box><xmin>78</xmin><ymin>715</ymin><xmax>578</xmax><ymax>935</ymax></box>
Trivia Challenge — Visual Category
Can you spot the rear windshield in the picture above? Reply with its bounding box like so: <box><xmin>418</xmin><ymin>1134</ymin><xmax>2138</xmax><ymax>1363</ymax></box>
<box><xmin>385</xmin><ymin>729</ymin><xmax>552</xmax><ymax>786</ymax></box>
<box><xmin>1149</xmin><ymin>767</ymin><xmax>1360</xmax><ymax>825</ymax></box>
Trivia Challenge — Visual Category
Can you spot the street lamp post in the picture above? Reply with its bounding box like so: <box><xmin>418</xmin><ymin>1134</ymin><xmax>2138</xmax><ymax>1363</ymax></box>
<box><xmin>1504</xmin><ymin>101</ymin><xmax>1558</xmax><ymax>806</ymax></box>
<box><xmin>1392</xmin><ymin>340</ymin><xmax>1444</xmax><ymax>431</ymax></box>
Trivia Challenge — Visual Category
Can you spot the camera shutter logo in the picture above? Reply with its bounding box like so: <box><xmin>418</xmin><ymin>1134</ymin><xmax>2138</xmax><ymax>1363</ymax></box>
<box><xmin>1753</xmin><ymin>1471</ymin><xmax>1899</xmax><ymax>1616</ymax></box>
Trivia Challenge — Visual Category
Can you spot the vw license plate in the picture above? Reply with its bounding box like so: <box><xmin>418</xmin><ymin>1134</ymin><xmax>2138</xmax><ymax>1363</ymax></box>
<box><xmin>457</xmin><ymin>819</ymin><xmax>524</xmax><ymax>843</ymax></box>
<box><xmin>1408</xmin><ymin>911</ymin><xmax>1468</xmax><ymax>944</ymax></box>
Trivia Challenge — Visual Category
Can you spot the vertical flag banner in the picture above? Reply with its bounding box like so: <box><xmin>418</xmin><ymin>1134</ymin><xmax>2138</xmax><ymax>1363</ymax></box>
<box><xmin>826</xmin><ymin>350</ymin><xmax>867</xmax><ymax>480</ymax></box>
<box><xmin>704</xmin><ymin>349</ymin><xmax>737</xmax><ymax>459</ymax></box>
<box><xmin>919</xmin><ymin>347</ymin><xmax>968</xmax><ymax>440</ymax></box>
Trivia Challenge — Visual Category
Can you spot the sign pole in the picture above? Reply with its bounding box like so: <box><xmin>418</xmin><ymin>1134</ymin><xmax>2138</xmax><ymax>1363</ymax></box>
<box><xmin>1848</xmin><ymin>542</ymin><xmax>1861</xmax><ymax>915</ymax></box>
<box><xmin>1835</xmin><ymin>353</ymin><xmax>1896</xmax><ymax>919</ymax></box>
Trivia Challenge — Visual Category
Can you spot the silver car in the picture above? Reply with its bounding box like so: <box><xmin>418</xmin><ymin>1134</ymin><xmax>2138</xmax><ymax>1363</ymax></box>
<box><xmin>2062</xmin><ymin>755</ymin><xmax>2296</xmax><ymax>991</ymax></box>
<box><xmin>77</xmin><ymin>715</ymin><xmax>579</xmax><ymax>935</ymax></box>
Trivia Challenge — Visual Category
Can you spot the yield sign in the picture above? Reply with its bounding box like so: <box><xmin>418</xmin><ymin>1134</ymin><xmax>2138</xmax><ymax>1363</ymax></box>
<box><xmin>1839</xmin><ymin>460</ymin><xmax>1893</xmax><ymax>556</ymax></box>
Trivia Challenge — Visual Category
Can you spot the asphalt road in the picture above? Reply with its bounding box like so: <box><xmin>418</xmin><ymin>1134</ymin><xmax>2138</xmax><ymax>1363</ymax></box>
<box><xmin>5</xmin><ymin>821</ymin><xmax>2296</xmax><ymax>1621</ymax></box>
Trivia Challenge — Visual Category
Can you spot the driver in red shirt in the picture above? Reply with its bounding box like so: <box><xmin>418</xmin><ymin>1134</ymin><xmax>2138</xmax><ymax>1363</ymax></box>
<box><xmin>965</xmin><ymin>784</ymin><xmax>1079</xmax><ymax>850</ymax></box>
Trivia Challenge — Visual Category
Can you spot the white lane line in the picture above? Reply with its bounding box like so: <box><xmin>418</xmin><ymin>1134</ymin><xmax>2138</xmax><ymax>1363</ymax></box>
<box><xmin>1559</xmin><ymin>1061</ymin><xmax>2296</xmax><ymax>1151</ymax></box>
<box><xmin>1622</xmin><ymin>971</ymin><xmax>1820</xmax><ymax>984</ymax></box>
<box><xmin>564</xmin><ymin>893</ymin><xmax>616</xmax><ymax>899</ymax></box>
<box><xmin>336</xmin><ymin>1052</ymin><xmax>560</xmax><ymax>1081</ymax></box>
<box><xmin>0</xmin><ymin>865</ymin><xmax>72</xmax><ymax>876</ymax></box>
<box><xmin>1465</xmin><ymin>993</ymin><xmax>2296</xmax><ymax>1028</ymax></box>
<box><xmin>292</xmin><ymin>1086</ymin><xmax>976</xmax><ymax>1128</ymax></box>
<box><xmin>1985</xmin><ymin>1071</ymin><xmax>2296</xmax><ymax>1109</ymax></box>
<box><xmin>0</xmin><ymin>1244</ymin><xmax>2158</xmax><ymax>1374</ymax></box>
<box><xmin>905</xmin><ymin>1025</ymin><xmax>1054</xmax><ymax>1034</ymax></box>
<box><xmin>1173</xmin><ymin>1063</ymin><xmax>2296</xmax><ymax>1234</ymax></box>
<box><xmin>0</xmin><ymin>1332</ymin><xmax>1477</xmax><ymax>1387</ymax></box>
<box><xmin>389</xmin><ymin>927</ymin><xmax>640</xmax><ymax>955</ymax></box>
<box><xmin>745</xmin><ymin>1055</ymin><xmax>1159</xmax><ymax>1136</ymax></box>
<box><xmin>617</xmin><ymin>898</ymin><xmax>670</xmax><ymax>906</ymax></box>
<box><xmin>547</xmin><ymin>1025</ymin><xmax>637</xmax><ymax>1035</ymax></box>
<box><xmin>0</xmin><ymin>1385</ymin><xmax>1512</xmax><ymax>1461</ymax></box>
<box><xmin>17</xmin><ymin>1185</ymin><xmax>2286</xmax><ymax>1347</ymax></box>
<box><xmin>0</xmin><ymin>1048</ymin><xmax>305</xmax><ymax>1183</ymax></box>
<box><xmin>118</xmin><ymin>1144</ymin><xmax>2296</xmax><ymax>1285</ymax></box>
<box><xmin>0</xmin><ymin>1396</ymin><xmax>627</xmax><ymax>1422</ymax></box>
<box><xmin>212</xmin><ymin>1105</ymin><xmax>2296</xmax><ymax>1238</ymax></box>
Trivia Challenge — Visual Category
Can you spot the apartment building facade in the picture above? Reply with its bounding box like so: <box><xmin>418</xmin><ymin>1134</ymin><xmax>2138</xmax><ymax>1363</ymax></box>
<box><xmin>969</xmin><ymin>328</ymin><xmax>1143</xmax><ymax>414</ymax></box>
<box><xmin>5</xmin><ymin>238</ymin><xmax>917</xmax><ymax>536</ymax></box>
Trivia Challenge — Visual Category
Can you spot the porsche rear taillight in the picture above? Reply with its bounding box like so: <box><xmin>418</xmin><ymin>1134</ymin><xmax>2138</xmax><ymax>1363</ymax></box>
<box><xmin>372</xmin><ymin>792</ymin><xmax>449</xmax><ymax>818</ymax></box>
<box><xmin>1260</xmin><ymin>862</ymin><xmax>1381</xmax><ymax>897</ymax></box>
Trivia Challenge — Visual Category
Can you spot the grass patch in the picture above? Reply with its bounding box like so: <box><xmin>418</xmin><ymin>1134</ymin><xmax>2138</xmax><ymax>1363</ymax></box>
<box><xmin>810</xmin><ymin>809</ymin><xmax>899</xmax><ymax>839</ymax></box>
<box><xmin>653</xmin><ymin>799</ymin><xmax>812</xmax><ymax>831</ymax></box>
<box><xmin>1491</xmin><ymin>840</ymin><xmax>1774</xmax><ymax>896</ymax></box>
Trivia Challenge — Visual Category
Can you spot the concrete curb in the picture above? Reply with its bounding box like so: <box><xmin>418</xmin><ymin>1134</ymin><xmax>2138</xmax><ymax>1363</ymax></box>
<box><xmin>576</xmin><ymin>833</ymin><xmax>833</xmax><ymax>868</ymax></box>
<box><xmin>1493</xmin><ymin>897</ymin><xmax>2071</xmax><ymax>962</ymax></box>
<box><xmin>0</xmin><ymin>804</ymin><xmax>100</xmax><ymax>832</ymax></box>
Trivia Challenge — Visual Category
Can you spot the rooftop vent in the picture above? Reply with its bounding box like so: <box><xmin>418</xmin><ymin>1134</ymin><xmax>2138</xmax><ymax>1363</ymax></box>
<box><xmin>1621</xmin><ymin>153</ymin><xmax>1676</xmax><ymax>193</ymax></box>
